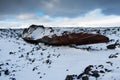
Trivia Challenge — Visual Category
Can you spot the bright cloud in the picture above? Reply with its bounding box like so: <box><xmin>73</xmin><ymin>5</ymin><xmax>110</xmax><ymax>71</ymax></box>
<box><xmin>0</xmin><ymin>9</ymin><xmax>120</xmax><ymax>28</ymax></box>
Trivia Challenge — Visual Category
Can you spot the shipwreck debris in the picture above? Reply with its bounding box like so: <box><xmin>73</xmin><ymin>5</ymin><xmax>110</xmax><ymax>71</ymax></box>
<box><xmin>22</xmin><ymin>25</ymin><xmax>109</xmax><ymax>45</ymax></box>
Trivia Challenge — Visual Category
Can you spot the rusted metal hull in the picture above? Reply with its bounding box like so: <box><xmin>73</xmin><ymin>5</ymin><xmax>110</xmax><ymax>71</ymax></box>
<box><xmin>22</xmin><ymin>25</ymin><xmax>109</xmax><ymax>45</ymax></box>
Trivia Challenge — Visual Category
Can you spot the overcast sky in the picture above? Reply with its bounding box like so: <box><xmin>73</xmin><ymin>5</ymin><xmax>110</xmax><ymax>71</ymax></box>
<box><xmin>0</xmin><ymin>0</ymin><xmax>120</xmax><ymax>28</ymax></box>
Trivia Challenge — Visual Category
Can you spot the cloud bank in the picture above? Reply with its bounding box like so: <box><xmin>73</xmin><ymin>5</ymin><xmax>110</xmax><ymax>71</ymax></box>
<box><xmin>0</xmin><ymin>0</ymin><xmax>120</xmax><ymax>28</ymax></box>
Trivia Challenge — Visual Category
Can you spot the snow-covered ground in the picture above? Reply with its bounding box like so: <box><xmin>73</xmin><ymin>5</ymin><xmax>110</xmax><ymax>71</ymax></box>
<box><xmin>0</xmin><ymin>27</ymin><xmax>120</xmax><ymax>80</ymax></box>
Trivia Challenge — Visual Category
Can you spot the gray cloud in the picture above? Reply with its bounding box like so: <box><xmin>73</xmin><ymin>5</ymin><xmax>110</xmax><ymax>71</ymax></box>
<box><xmin>0</xmin><ymin>0</ymin><xmax>120</xmax><ymax>18</ymax></box>
<box><xmin>0</xmin><ymin>0</ymin><xmax>41</xmax><ymax>15</ymax></box>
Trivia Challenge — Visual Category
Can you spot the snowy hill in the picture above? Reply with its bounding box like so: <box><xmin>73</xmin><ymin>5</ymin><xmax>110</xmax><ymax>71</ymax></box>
<box><xmin>0</xmin><ymin>27</ymin><xmax>120</xmax><ymax>80</ymax></box>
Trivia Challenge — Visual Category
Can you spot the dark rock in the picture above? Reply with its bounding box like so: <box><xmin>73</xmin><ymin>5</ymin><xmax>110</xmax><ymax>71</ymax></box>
<box><xmin>0</xmin><ymin>63</ymin><xmax>4</xmax><ymax>66</ymax></box>
<box><xmin>47</xmin><ymin>54</ymin><xmax>51</xmax><ymax>58</ymax></box>
<box><xmin>106</xmin><ymin>61</ymin><xmax>113</xmax><ymax>66</ymax></box>
<box><xmin>40</xmin><ymin>76</ymin><xmax>42</xmax><ymax>78</ymax></box>
<box><xmin>104</xmin><ymin>69</ymin><xmax>112</xmax><ymax>72</ymax></box>
<box><xmin>41</xmin><ymin>52</ymin><xmax>43</xmax><ymax>55</ymax></box>
<box><xmin>98</xmin><ymin>65</ymin><xmax>104</xmax><ymax>68</ymax></box>
<box><xmin>77</xmin><ymin>65</ymin><xmax>93</xmax><ymax>79</ymax></box>
<box><xmin>84</xmin><ymin>65</ymin><xmax>93</xmax><ymax>74</ymax></box>
<box><xmin>4</xmin><ymin>69</ymin><xmax>10</xmax><ymax>75</ymax></box>
<box><xmin>37</xmin><ymin>72</ymin><xmax>41</xmax><ymax>74</ymax></box>
<box><xmin>10</xmin><ymin>77</ymin><xmax>16</xmax><ymax>80</ymax></box>
<box><xmin>9</xmin><ymin>52</ymin><xmax>15</xmax><ymax>55</ymax></box>
<box><xmin>77</xmin><ymin>73</ymin><xmax>84</xmax><ymax>79</ymax></box>
<box><xmin>6</xmin><ymin>63</ymin><xmax>9</xmax><ymax>65</ymax></box>
<box><xmin>107</xmin><ymin>44</ymin><xmax>117</xmax><ymax>49</ymax></box>
<box><xmin>82</xmin><ymin>76</ymin><xmax>89</xmax><ymax>80</ymax></box>
<box><xmin>99</xmin><ymin>70</ymin><xmax>105</xmax><ymax>73</ymax></box>
<box><xmin>32</xmin><ymin>67</ymin><xmax>37</xmax><ymax>71</ymax></box>
<box><xmin>19</xmin><ymin>54</ymin><xmax>24</xmax><ymax>58</ymax></box>
<box><xmin>65</xmin><ymin>75</ymin><xmax>73</xmax><ymax>80</ymax></box>
<box><xmin>66</xmin><ymin>69</ymin><xmax>69</xmax><ymax>71</ymax></box>
<box><xmin>108</xmin><ymin>53</ymin><xmax>119</xmax><ymax>58</ymax></box>
<box><xmin>12</xmin><ymin>70</ymin><xmax>16</xmax><ymax>72</ymax></box>
<box><xmin>91</xmin><ymin>70</ymin><xmax>100</xmax><ymax>78</ymax></box>
<box><xmin>45</xmin><ymin>59</ymin><xmax>52</xmax><ymax>64</ymax></box>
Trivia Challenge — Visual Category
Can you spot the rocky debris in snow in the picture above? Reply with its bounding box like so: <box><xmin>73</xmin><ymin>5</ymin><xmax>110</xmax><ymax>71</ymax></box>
<box><xmin>0</xmin><ymin>62</ymin><xmax>12</xmax><ymax>77</ymax></box>
<box><xmin>1</xmin><ymin>27</ymin><xmax>120</xmax><ymax>80</ymax></box>
<box><xmin>44</xmin><ymin>59</ymin><xmax>52</xmax><ymax>65</ymax></box>
<box><xmin>9</xmin><ymin>52</ymin><xmax>16</xmax><ymax>55</ymax></box>
<box><xmin>108</xmin><ymin>53</ymin><xmax>119</xmax><ymax>58</ymax></box>
<box><xmin>65</xmin><ymin>75</ymin><xmax>77</xmax><ymax>80</ymax></box>
<box><xmin>106</xmin><ymin>61</ymin><xmax>113</xmax><ymax>66</ymax></box>
<box><xmin>70</xmin><ymin>45</ymin><xmax>95</xmax><ymax>51</ymax></box>
<box><xmin>9</xmin><ymin>77</ymin><xmax>16</xmax><ymax>80</ymax></box>
<box><xmin>4</xmin><ymin>69</ymin><xmax>10</xmax><ymax>75</ymax></box>
<box><xmin>65</xmin><ymin>65</ymin><xmax>112</xmax><ymax>80</ymax></box>
<box><xmin>22</xmin><ymin>25</ymin><xmax>109</xmax><ymax>45</ymax></box>
<box><xmin>107</xmin><ymin>43</ymin><xmax>117</xmax><ymax>49</ymax></box>
<box><xmin>82</xmin><ymin>76</ymin><xmax>89</xmax><ymax>80</ymax></box>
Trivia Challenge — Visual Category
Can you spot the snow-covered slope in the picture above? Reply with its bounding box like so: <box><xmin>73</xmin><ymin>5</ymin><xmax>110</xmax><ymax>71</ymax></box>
<box><xmin>0</xmin><ymin>27</ymin><xmax>120</xmax><ymax>80</ymax></box>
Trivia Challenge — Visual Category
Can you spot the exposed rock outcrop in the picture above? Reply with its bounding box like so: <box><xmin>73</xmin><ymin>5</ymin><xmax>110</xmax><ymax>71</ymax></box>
<box><xmin>65</xmin><ymin>65</ymin><xmax>112</xmax><ymax>80</ymax></box>
<box><xmin>22</xmin><ymin>25</ymin><xmax>109</xmax><ymax>45</ymax></box>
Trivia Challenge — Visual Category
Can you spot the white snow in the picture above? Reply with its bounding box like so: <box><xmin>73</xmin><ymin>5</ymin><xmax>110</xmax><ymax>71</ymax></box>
<box><xmin>0</xmin><ymin>27</ymin><xmax>120</xmax><ymax>80</ymax></box>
